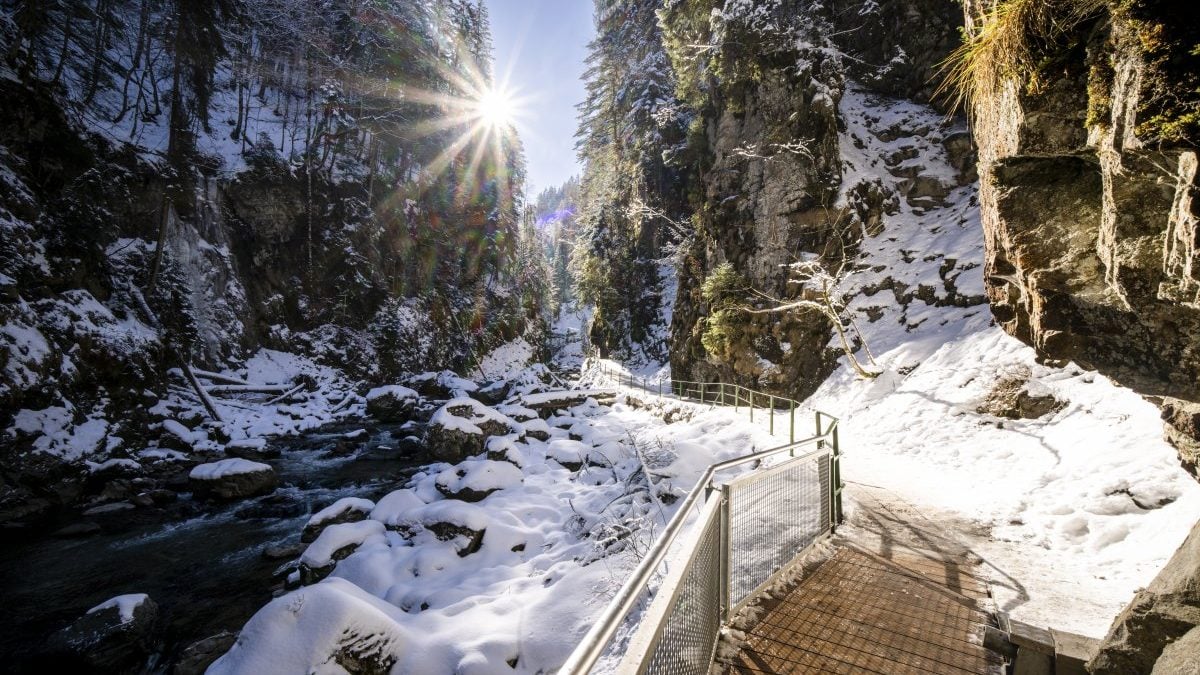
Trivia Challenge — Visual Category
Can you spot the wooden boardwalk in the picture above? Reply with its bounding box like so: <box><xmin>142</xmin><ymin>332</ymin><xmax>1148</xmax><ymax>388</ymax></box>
<box><xmin>723</xmin><ymin>545</ymin><xmax>1006</xmax><ymax>675</ymax></box>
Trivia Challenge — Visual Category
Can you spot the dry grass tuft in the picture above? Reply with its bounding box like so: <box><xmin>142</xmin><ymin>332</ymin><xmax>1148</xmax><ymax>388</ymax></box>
<box><xmin>936</xmin><ymin>0</ymin><xmax>1106</xmax><ymax>114</ymax></box>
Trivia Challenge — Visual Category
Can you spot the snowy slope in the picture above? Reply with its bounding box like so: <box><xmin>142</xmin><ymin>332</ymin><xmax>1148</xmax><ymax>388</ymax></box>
<box><xmin>801</xmin><ymin>85</ymin><xmax>1200</xmax><ymax>637</ymax></box>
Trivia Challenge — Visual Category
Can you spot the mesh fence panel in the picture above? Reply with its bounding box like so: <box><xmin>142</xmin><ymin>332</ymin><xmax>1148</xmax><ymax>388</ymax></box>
<box><xmin>643</xmin><ymin>505</ymin><xmax>723</xmax><ymax>675</ymax></box>
<box><xmin>727</xmin><ymin>451</ymin><xmax>831</xmax><ymax>609</ymax></box>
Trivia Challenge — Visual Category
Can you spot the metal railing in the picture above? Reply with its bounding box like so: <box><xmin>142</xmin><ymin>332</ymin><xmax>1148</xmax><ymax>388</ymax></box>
<box><xmin>592</xmin><ymin>360</ymin><xmax>810</xmax><ymax>443</ymax></box>
<box><xmin>559</xmin><ymin>412</ymin><xmax>842</xmax><ymax>675</ymax></box>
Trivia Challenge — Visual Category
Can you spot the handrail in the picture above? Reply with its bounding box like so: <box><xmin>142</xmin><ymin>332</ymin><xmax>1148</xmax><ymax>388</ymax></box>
<box><xmin>558</xmin><ymin>431</ymin><xmax>837</xmax><ymax>674</ymax></box>
<box><xmin>590</xmin><ymin>358</ymin><xmax>814</xmax><ymax>442</ymax></box>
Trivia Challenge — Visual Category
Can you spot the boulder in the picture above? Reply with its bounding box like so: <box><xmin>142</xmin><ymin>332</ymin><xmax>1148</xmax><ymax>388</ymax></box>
<box><xmin>365</xmin><ymin>385</ymin><xmax>420</xmax><ymax>423</ymax></box>
<box><xmin>188</xmin><ymin>459</ymin><xmax>278</xmax><ymax>500</ymax></box>
<box><xmin>48</xmin><ymin>594</ymin><xmax>159</xmax><ymax>672</ymax></box>
<box><xmin>1090</xmin><ymin>519</ymin><xmax>1200</xmax><ymax>674</ymax></box>
<box><xmin>418</xmin><ymin>501</ymin><xmax>490</xmax><ymax>557</ymax></box>
<box><xmin>424</xmin><ymin>398</ymin><xmax>523</xmax><ymax>463</ymax></box>
<box><xmin>175</xmin><ymin>631</ymin><xmax>238</xmax><ymax>675</ymax></box>
<box><xmin>301</xmin><ymin>497</ymin><xmax>375</xmax><ymax>543</ymax></box>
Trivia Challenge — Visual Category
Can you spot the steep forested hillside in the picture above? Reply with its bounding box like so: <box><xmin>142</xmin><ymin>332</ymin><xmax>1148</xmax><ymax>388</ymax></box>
<box><xmin>0</xmin><ymin>0</ymin><xmax>542</xmax><ymax>526</ymax></box>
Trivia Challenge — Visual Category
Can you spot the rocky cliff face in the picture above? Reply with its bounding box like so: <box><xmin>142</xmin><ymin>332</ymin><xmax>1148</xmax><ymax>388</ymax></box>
<box><xmin>965</xmin><ymin>0</ymin><xmax>1200</xmax><ymax>479</ymax></box>
<box><xmin>960</xmin><ymin>0</ymin><xmax>1200</xmax><ymax>669</ymax></box>
<box><xmin>664</xmin><ymin>0</ymin><xmax>971</xmax><ymax>399</ymax></box>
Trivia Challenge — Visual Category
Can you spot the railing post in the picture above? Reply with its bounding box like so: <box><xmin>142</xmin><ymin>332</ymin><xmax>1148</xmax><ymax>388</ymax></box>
<box><xmin>789</xmin><ymin>399</ymin><xmax>795</xmax><ymax>444</ymax></box>
<box><xmin>769</xmin><ymin>395</ymin><xmax>775</xmax><ymax>436</ymax></box>
<box><xmin>719</xmin><ymin>381</ymin><xmax>725</xmax><ymax>405</ymax></box>
<box><xmin>832</xmin><ymin>422</ymin><xmax>843</xmax><ymax>527</ymax></box>
<box><xmin>734</xmin><ymin>386</ymin><xmax>739</xmax><ymax>412</ymax></box>
<box><xmin>720</xmin><ymin>485</ymin><xmax>732</xmax><ymax>622</ymax></box>
<box><xmin>749</xmin><ymin>390</ymin><xmax>754</xmax><ymax>422</ymax></box>
<box><xmin>815</xmin><ymin>411</ymin><xmax>823</xmax><ymax>448</ymax></box>
<box><xmin>700</xmin><ymin>382</ymin><xmax>706</xmax><ymax>404</ymax></box>
<box><xmin>657</xmin><ymin>379</ymin><xmax>662</xmax><ymax>398</ymax></box>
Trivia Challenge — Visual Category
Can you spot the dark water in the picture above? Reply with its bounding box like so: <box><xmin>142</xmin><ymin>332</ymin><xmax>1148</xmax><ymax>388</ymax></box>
<box><xmin>0</xmin><ymin>424</ymin><xmax>428</xmax><ymax>673</ymax></box>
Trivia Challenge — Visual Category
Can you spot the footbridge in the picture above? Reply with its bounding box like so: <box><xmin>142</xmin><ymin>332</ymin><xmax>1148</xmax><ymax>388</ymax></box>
<box><xmin>559</xmin><ymin>361</ymin><xmax>1080</xmax><ymax>675</ymax></box>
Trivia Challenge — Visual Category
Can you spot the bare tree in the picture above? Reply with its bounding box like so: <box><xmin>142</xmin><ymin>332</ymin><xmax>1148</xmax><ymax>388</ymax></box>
<box><xmin>746</xmin><ymin>253</ymin><xmax>881</xmax><ymax>379</ymax></box>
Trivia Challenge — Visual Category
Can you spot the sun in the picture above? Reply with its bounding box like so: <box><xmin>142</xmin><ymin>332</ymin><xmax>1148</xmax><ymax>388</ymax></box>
<box><xmin>475</xmin><ymin>87</ymin><xmax>515</xmax><ymax>128</ymax></box>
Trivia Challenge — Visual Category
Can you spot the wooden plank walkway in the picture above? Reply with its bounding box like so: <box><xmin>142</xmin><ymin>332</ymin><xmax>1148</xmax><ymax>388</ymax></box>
<box><xmin>723</xmin><ymin>546</ymin><xmax>1006</xmax><ymax>674</ymax></box>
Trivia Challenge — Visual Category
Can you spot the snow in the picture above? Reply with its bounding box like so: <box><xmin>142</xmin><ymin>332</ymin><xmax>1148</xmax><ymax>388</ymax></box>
<box><xmin>189</xmin><ymin>458</ymin><xmax>273</xmax><ymax>481</ymax></box>
<box><xmin>87</xmin><ymin>593</ymin><xmax>150</xmax><ymax>624</ymax></box>
<box><xmin>85</xmin><ymin>458</ymin><xmax>141</xmax><ymax>473</ymax></box>
<box><xmin>471</xmin><ymin>337</ymin><xmax>535</xmax><ymax>381</ymax></box>
<box><xmin>785</xmin><ymin>82</ymin><xmax>1200</xmax><ymax>638</ymax></box>
<box><xmin>10</xmin><ymin>404</ymin><xmax>109</xmax><ymax>460</ymax></box>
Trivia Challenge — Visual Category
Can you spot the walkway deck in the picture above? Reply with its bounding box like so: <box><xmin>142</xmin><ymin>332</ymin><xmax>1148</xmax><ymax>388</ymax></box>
<box><xmin>720</xmin><ymin>483</ymin><xmax>1007</xmax><ymax>674</ymax></box>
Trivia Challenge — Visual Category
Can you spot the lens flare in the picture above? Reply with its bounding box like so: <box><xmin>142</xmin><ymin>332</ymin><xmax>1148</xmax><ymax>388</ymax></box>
<box><xmin>475</xmin><ymin>87</ymin><xmax>516</xmax><ymax>128</ymax></box>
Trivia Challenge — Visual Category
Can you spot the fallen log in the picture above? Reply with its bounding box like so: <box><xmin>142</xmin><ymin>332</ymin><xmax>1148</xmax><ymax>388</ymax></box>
<box><xmin>265</xmin><ymin>383</ymin><xmax>307</xmax><ymax>406</ymax></box>
<box><xmin>205</xmin><ymin>384</ymin><xmax>292</xmax><ymax>395</ymax></box>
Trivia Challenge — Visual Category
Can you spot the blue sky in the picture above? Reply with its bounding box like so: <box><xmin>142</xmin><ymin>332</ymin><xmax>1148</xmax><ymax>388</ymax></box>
<box><xmin>484</xmin><ymin>0</ymin><xmax>594</xmax><ymax>196</ymax></box>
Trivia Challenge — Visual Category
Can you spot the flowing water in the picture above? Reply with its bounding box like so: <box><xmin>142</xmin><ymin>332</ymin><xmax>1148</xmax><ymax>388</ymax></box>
<box><xmin>0</xmin><ymin>424</ymin><xmax>429</xmax><ymax>673</ymax></box>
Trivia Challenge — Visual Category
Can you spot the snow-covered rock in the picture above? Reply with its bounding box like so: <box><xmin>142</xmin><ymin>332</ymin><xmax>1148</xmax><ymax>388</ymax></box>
<box><xmin>207</xmin><ymin>579</ymin><xmax>411</xmax><ymax>675</ymax></box>
<box><xmin>519</xmin><ymin>389</ymin><xmax>617</xmax><ymax>418</ymax></box>
<box><xmin>364</xmin><ymin>385</ymin><xmax>420</xmax><ymax>422</ymax></box>
<box><xmin>188</xmin><ymin>459</ymin><xmax>277</xmax><ymax>500</ymax></box>
<box><xmin>434</xmin><ymin>459</ymin><xmax>523</xmax><ymax>502</ymax></box>
<box><xmin>298</xmin><ymin>520</ymin><xmax>387</xmax><ymax>585</ymax></box>
<box><xmin>545</xmin><ymin>439</ymin><xmax>588</xmax><ymax>471</ymax></box>
<box><xmin>407</xmin><ymin>371</ymin><xmax>479</xmax><ymax>399</ymax></box>
<box><xmin>301</xmin><ymin>497</ymin><xmax>376</xmax><ymax>543</ymax></box>
<box><xmin>224</xmin><ymin>437</ymin><xmax>279</xmax><ymax>461</ymax></box>
<box><xmin>48</xmin><ymin>593</ymin><xmax>159</xmax><ymax>671</ymax></box>
<box><xmin>424</xmin><ymin>398</ymin><xmax>523</xmax><ymax>463</ymax></box>
<box><xmin>370</xmin><ymin>489</ymin><xmax>426</xmax><ymax>532</ymax></box>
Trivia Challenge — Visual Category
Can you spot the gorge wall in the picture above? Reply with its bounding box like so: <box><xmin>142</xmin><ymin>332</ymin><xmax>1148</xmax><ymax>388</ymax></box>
<box><xmin>658</xmin><ymin>0</ymin><xmax>972</xmax><ymax>399</ymax></box>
